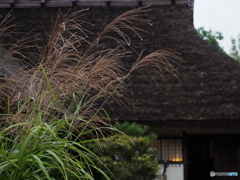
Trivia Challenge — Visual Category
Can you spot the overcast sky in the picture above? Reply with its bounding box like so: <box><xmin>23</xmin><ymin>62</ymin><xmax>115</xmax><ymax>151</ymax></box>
<box><xmin>193</xmin><ymin>0</ymin><xmax>240</xmax><ymax>53</ymax></box>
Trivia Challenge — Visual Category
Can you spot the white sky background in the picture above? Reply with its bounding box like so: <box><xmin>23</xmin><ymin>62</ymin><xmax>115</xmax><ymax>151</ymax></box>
<box><xmin>193</xmin><ymin>0</ymin><xmax>240</xmax><ymax>53</ymax></box>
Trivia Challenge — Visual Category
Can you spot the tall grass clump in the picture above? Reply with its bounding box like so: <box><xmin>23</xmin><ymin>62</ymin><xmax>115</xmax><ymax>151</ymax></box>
<box><xmin>0</xmin><ymin>7</ymin><xmax>180</xmax><ymax>179</ymax></box>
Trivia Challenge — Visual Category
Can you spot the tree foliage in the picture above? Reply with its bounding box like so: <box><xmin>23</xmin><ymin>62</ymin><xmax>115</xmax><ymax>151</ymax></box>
<box><xmin>88</xmin><ymin>122</ymin><xmax>160</xmax><ymax>180</ymax></box>
<box><xmin>197</xmin><ymin>27</ymin><xmax>240</xmax><ymax>62</ymax></box>
<box><xmin>197</xmin><ymin>27</ymin><xmax>225</xmax><ymax>52</ymax></box>
<box><xmin>114</xmin><ymin>121</ymin><xmax>158</xmax><ymax>142</ymax></box>
<box><xmin>230</xmin><ymin>34</ymin><xmax>240</xmax><ymax>62</ymax></box>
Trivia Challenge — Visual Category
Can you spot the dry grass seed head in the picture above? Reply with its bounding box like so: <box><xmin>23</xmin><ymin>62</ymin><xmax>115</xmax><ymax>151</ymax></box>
<box><xmin>0</xmin><ymin>8</ymin><xmax>181</xmax><ymax>137</ymax></box>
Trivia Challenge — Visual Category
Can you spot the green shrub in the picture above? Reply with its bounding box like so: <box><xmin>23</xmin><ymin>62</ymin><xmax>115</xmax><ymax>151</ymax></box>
<box><xmin>114</xmin><ymin>121</ymin><xmax>158</xmax><ymax>142</ymax></box>
<box><xmin>88</xmin><ymin>122</ymin><xmax>160</xmax><ymax>180</ymax></box>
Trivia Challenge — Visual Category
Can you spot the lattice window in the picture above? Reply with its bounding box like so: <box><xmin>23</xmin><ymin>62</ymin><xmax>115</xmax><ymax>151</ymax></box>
<box><xmin>153</xmin><ymin>139</ymin><xmax>182</xmax><ymax>162</ymax></box>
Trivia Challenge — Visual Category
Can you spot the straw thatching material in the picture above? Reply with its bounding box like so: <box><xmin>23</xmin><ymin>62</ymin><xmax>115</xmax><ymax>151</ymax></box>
<box><xmin>1</xmin><ymin>5</ymin><xmax>240</xmax><ymax>122</ymax></box>
<box><xmin>106</xmin><ymin>5</ymin><xmax>240</xmax><ymax>121</ymax></box>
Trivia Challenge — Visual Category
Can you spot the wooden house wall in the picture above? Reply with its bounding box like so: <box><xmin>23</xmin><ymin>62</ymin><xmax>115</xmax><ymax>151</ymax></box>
<box><xmin>214</xmin><ymin>135</ymin><xmax>240</xmax><ymax>180</ymax></box>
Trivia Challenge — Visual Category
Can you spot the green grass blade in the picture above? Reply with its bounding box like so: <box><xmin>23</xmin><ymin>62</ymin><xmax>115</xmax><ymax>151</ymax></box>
<box><xmin>46</xmin><ymin>150</ymin><xmax>67</xmax><ymax>180</ymax></box>
<box><xmin>40</xmin><ymin>63</ymin><xmax>54</xmax><ymax>95</ymax></box>
<box><xmin>32</xmin><ymin>155</ymin><xmax>52</xmax><ymax>180</ymax></box>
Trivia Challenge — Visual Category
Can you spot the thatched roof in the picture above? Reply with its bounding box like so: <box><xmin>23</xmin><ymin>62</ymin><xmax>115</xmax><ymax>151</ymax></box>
<box><xmin>1</xmin><ymin>4</ymin><xmax>240</xmax><ymax>123</ymax></box>
<box><xmin>108</xmin><ymin>5</ymin><xmax>240</xmax><ymax>122</ymax></box>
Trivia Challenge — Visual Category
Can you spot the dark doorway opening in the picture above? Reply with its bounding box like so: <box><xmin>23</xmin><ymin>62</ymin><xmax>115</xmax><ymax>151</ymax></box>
<box><xmin>187</xmin><ymin>135</ymin><xmax>214</xmax><ymax>180</ymax></box>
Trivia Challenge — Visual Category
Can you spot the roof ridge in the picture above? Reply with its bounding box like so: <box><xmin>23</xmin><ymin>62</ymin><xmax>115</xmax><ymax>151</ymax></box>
<box><xmin>1</xmin><ymin>0</ymin><xmax>192</xmax><ymax>8</ymax></box>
